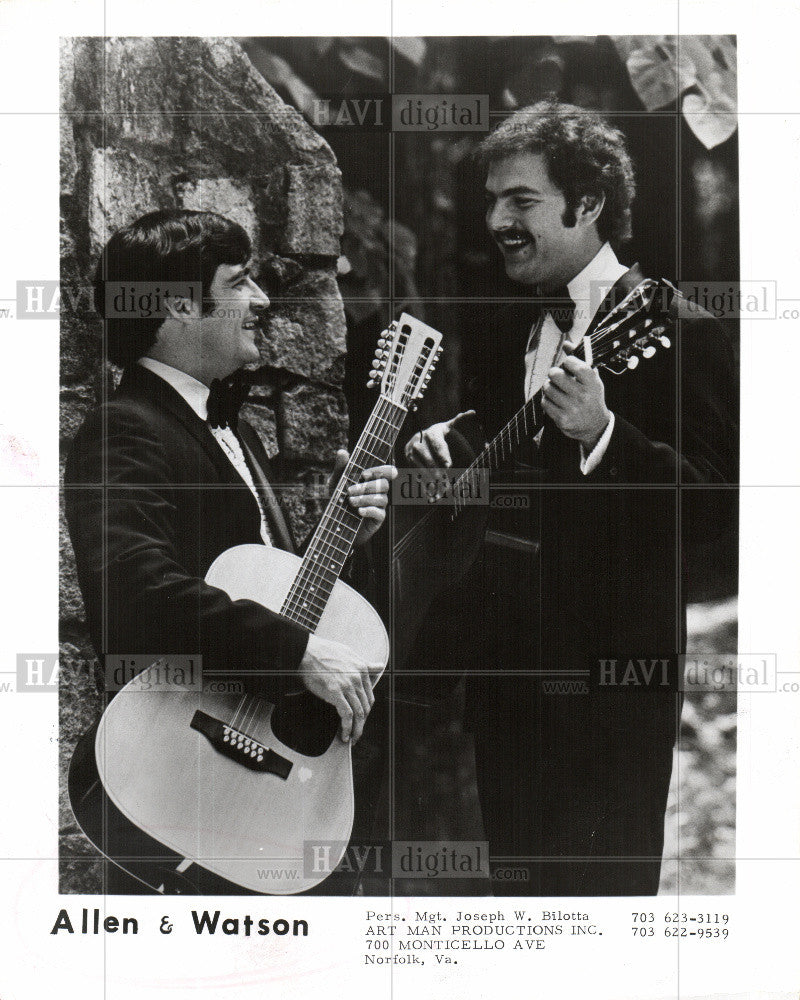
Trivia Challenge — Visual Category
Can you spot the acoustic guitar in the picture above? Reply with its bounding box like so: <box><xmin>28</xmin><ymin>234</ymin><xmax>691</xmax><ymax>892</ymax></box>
<box><xmin>72</xmin><ymin>314</ymin><xmax>443</xmax><ymax>895</ymax></box>
<box><xmin>391</xmin><ymin>278</ymin><xmax>677</xmax><ymax>670</ymax></box>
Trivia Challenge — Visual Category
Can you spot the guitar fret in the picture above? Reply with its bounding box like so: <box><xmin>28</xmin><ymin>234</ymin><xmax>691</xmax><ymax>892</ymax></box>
<box><xmin>281</xmin><ymin>395</ymin><xmax>408</xmax><ymax>627</ymax></box>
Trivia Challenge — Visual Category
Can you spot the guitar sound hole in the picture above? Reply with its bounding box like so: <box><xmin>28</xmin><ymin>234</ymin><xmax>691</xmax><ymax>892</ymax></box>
<box><xmin>270</xmin><ymin>690</ymin><xmax>340</xmax><ymax>757</ymax></box>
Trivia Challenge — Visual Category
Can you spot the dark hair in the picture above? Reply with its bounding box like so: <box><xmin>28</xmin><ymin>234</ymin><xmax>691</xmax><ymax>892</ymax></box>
<box><xmin>93</xmin><ymin>208</ymin><xmax>251</xmax><ymax>367</ymax></box>
<box><xmin>476</xmin><ymin>100</ymin><xmax>636</xmax><ymax>247</ymax></box>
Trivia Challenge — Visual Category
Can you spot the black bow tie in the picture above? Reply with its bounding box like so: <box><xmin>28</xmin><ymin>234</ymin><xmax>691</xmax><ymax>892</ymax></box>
<box><xmin>533</xmin><ymin>286</ymin><xmax>576</xmax><ymax>334</ymax></box>
<box><xmin>207</xmin><ymin>370</ymin><xmax>251</xmax><ymax>431</ymax></box>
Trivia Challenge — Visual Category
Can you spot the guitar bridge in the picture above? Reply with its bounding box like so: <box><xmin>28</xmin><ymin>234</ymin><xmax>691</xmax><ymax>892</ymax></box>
<box><xmin>190</xmin><ymin>710</ymin><xmax>293</xmax><ymax>779</ymax></box>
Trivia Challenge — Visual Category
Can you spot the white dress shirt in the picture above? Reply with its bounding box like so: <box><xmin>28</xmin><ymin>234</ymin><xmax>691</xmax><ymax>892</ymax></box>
<box><xmin>524</xmin><ymin>241</ymin><xmax>628</xmax><ymax>475</ymax></box>
<box><xmin>137</xmin><ymin>357</ymin><xmax>272</xmax><ymax>545</ymax></box>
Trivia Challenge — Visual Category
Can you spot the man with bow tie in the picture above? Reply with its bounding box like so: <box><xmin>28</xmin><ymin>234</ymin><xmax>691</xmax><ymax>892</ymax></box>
<box><xmin>65</xmin><ymin>209</ymin><xmax>395</xmax><ymax>785</ymax></box>
<box><xmin>406</xmin><ymin>102</ymin><xmax>738</xmax><ymax>895</ymax></box>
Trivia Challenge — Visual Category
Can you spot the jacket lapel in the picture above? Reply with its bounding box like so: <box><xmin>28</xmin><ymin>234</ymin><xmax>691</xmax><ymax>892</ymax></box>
<box><xmin>118</xmin><ymin>364</ymin><xmax>241</xmax><ymax>485</ymax></box>
<box><xmin>237</xmin><ymin>422</ymin><xmax>296</xmax><ymax>553</ymax></box>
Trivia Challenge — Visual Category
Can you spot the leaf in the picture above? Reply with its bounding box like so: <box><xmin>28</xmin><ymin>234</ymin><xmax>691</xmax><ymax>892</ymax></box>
<box><xmin>389</xmin><ymin>37</ymin><xmax>426</xmax><ymax>67</ymax></box>
<box><xmin>611</xmin><ymin>35</ymin><xmax>737</xmax><ymax>149</ymax></box>
<box><xmin>337</xmin><ymin>44</ymin><xmax>385</xmax><ymax>83</ymax></box>
<box><xmin>612</xmin><ymin>36</ymin><xmax>696</xmax><ymax>110</ymax></box>
<box><xmin>679</xmin><ymin>36</ymin><xmax>737</xmax><ymax>149</ymax></box>
<box><xmin>246</xmin><ymin>47</ymin><xmax>318</xmax><ymax>117</ymax></box>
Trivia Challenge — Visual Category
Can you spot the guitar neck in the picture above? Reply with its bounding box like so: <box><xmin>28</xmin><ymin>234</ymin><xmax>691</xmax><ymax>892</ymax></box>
<box><xmin>449</xmin><ymin>366</ymin><xmax>559</xmax><ymax>512</ymax></box>
<box><xmin>280</xmin><ymin>396</ymin><xmax>407</xmax><ymax>632</ymax></box>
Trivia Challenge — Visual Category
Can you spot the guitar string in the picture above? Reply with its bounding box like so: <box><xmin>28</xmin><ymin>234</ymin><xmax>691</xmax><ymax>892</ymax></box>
<box><xmin>392</xmin><ymin>285</ymin><xmax>664</xmax><ymax>560</ymax></box>
<box><xmin>284</xmin><ymin>403</ymin><xmax>409</xmax><ymax>627</ymax></box>
<box><xmin>224</xmin><ymin>341</ymin><xmax>434</xmax><ymax>735</ymax></box>
<box><xmin>281</xmin><ymin>353</ymin><xmax>431</xmax><ymax>628</ymax></box>
<box><xmin>282</xmin><ymin>348</ymin><xmax>434</xmax><ymax>624</ymax></box>
<box><xmin>400</xmin><ymin>285</ymin><xmax>665</xmax><ymax>553</ymax></box>
<box><xmin>226</xmin><ymin>411</ymin><xmax>399</xmax><ymax>736</ymax></box>
<box><xmin>281</xmin><ymin>398</ymin><xmax>407</xmax><ymax>627</ymax></box>
<box><xmin>280</xmin><ymin>402</ymin><xmax>402</xmax><ymax>626</ymax></box>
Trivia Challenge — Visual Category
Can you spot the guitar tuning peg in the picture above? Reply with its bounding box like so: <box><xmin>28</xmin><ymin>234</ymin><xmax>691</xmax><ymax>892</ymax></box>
<box><xmin>410</xmin><ymin>402</ymin><xmax>419</xmax><ymax>412</ymax></box>
<box><xmin>627</xmin><ymin>355</ymin><xmax>640</xmax><ymax>370</ymax></box>
<box><xmin>642</xmin><ymin>345</ymin><xmax>656</xmax><ymax>358</ymax></box>
<box><xmin>659</xmin><ymin>335</ymin><xmax>671</xmax><ymax>349</ymax></box>
<box><xmin>369</xmin><ymin>369</ymin><xmax>379</xmax><ymax>379</ymax></box>
<box><xmin>367</xmin><ymin>379</ymin><xmax>376</xmax><ymax>388</ymax></box>
<box><xmin>377</xmin><ymin>338</ymin><xmax>387</xmax><ymax>348</ymax></box>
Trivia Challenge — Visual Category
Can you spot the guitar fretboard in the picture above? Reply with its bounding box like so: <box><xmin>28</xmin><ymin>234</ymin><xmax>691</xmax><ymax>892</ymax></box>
<box><xmin>450</xmin><ymin>377</ymin><xmax>548</xmax><ymax>515</ymax></box>
<box><xmin>280</xmin><ymin>398</ymin><xmax>407</xmax><ymax>631</ymax></box>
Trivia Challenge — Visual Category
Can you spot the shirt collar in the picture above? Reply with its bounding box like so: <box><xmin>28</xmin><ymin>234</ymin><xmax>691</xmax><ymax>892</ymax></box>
<box><xmin>137</xmin><ymin>357</ymin><xmax>210</xmax><ymax>422</ymax></box>
<box><xmin>565</xmin><ymin>242</ymin><xmax>629</xmax><ymax>342</ymax></box>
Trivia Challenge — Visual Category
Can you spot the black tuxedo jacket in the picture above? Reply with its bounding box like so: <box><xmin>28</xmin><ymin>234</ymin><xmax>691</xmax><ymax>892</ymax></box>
<box><xmin>452</xmin><ymin>266</ymin><xmax>739</xmax><ymax>753</ymax></box>
<box><xmin>64</xmin><ymin>364</ymin><xmax>310</xmax><ymax>697</ymax></box>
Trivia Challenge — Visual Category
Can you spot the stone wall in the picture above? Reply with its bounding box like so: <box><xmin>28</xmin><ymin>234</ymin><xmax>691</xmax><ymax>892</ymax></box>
<box><xmin>59</xmin><ymin>37</ymin><xmax>348</xmax><ymax>889</ymax></box>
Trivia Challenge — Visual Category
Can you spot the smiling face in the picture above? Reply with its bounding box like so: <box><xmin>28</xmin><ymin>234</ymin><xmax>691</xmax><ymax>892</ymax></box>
<box><xmin>197</xmin><ymin>262</ymin><xmax>270</xmax><ymax>380</ymax></box>
<box><xmin>485</xmin><ymin>151</ymin><xmax>602</xmax><ymax>291</ymax></box>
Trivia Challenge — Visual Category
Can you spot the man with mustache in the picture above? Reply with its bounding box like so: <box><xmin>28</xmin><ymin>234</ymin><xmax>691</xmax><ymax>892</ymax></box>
<box><xmin>406</xmin><ymin>102</ymin><xmax>738</xmax><ymax>895</ymax></box>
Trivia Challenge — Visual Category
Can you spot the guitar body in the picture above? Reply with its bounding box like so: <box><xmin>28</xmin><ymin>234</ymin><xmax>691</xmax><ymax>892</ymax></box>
<box><xmin>94</xmin><ymin>544</ymin><xmax>389</xmax><ymax>895</ymax></box>
<box><xmin>392</xmin><ymin>423</ymin><xmax>489</xmax><ymax>670</ymax></box>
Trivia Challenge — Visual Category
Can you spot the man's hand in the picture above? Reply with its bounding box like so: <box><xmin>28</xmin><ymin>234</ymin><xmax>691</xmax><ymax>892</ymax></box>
<box><xmin>404</xmin><ymin>410</ymin><xmax>477</xmax><ymax>469</ymax></box>
<box><xmin>299</xmin><ymin>634</ymin><xmax>381</xmax><ymax>743</ymax></box>
<box><xmin>542</xmin><ymin>355</ymin><xmax>612</xmax><ymax>452</ymax></box>
<box><xmin>329</xmin><ymin>449</ymin><xmax>397</xmax><ymax>546</ymax></box>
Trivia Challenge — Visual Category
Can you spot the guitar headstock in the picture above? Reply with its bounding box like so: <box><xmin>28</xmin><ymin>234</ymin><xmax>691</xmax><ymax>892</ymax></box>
<box><xmin>587</xmin><ymin>278</ymin><xmax>676</xmax><ymax>376</ymax></box>
<box><xmin>367</xmin><ymin>313</ymin><xmax>443</xmax><ymax>411</ymax></box>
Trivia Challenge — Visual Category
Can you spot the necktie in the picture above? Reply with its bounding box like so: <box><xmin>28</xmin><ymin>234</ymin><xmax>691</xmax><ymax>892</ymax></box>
<box><xmin>207</xmin><ymin>370</ymin><xmax>251</xmax><ymax>431</ymax></box>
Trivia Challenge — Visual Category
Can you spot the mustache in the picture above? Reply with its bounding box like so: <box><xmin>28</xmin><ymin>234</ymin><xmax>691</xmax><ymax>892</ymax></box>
<box><xmin>492</xmin><ymin>227</ymin><xmax>532</xmax><ymax>242</ymax></box>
